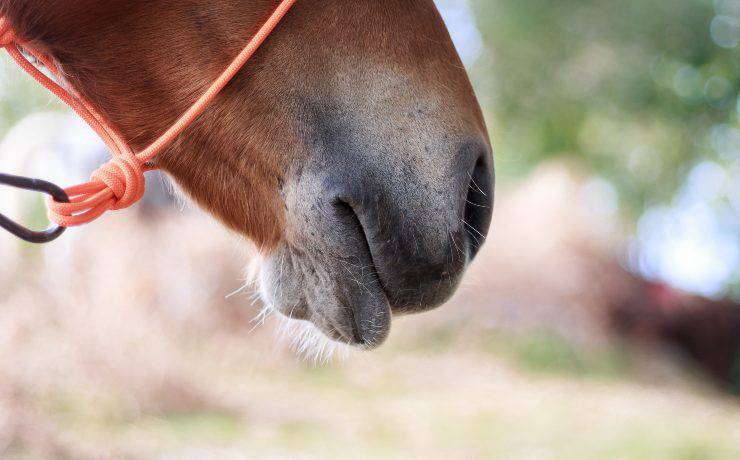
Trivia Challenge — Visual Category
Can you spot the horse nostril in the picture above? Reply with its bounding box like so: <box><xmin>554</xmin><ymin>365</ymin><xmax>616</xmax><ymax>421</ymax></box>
<box><xmin>463</xmin><ymin>152</ymin><xmax>494</xmax><ymax>260</ymax></box>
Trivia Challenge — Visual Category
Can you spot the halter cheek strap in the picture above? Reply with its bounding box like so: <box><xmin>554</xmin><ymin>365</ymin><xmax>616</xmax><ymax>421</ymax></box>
<box><xmin>0</xmin><ymin>0</ymin><xmax>297</xmax><ymax>228</ymax></box>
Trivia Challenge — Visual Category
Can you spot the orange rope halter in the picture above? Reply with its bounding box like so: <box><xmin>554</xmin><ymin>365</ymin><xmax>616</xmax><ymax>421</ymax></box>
<box><xmin>0</xmin><ymin>0</ymin><xmax>297</xmax><ymax>228</ymax></box>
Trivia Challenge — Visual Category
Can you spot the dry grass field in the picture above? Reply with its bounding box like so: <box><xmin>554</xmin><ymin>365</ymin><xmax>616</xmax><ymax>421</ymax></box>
<box><xmin>2</xmin><ymin>168</ymin><xmax>739</xmax><ymax>459</ymax></box>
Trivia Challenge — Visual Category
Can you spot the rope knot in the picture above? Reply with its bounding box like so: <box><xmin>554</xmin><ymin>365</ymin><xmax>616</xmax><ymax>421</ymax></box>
<box><xmin>91</xmin><ymin>153</ymin><xmax>146</xmax><ymax>210</ymax></box>
<box><xmin>46</xmin><ymin>153</ymin><xmax>148</xmax><ymax>228</ymax></box>
<box><xmin>4</xmin><ymin>0</ymin><xmax>296</xmax><ymax>231</ymax></box>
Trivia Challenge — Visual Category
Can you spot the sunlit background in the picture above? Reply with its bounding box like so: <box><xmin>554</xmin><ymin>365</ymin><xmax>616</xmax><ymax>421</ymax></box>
<box><xmin>1</xmin><ymin>1</ymin><xmax>739</xmax><ymax>458</ymax></box>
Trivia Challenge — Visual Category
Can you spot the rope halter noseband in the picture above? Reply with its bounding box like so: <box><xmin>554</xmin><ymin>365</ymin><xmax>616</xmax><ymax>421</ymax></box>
<box><xmin>0</xmin><ymin>0</ymin><xmax>297</xmax><ymax>229</ymax></box>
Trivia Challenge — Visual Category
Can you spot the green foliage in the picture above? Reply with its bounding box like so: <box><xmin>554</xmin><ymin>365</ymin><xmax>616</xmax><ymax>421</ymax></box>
<box><xmin>470</xmin><ymin>0</ymin><xmax>739</xmax><ymax>217</ymax></box>
<box><xmin>0</xmin><ymin>55</ymin><xmax>66</xmax><ymax>137</ymax></box>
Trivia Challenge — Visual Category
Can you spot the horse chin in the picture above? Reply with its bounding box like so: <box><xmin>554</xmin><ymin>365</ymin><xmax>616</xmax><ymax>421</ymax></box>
<box><xmin>247</xmin><ymin>243</ymin><xmax>393</xmax><ymax>357</ymax></box>
<box><xmin>257</xmin><ymin>303</ymin><xmax>356</xmax><ymax>363</ymax></box>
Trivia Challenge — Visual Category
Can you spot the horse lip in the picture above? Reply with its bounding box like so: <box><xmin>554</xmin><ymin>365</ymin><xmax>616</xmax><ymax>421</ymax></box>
<box><xmin>314</xmin><ymin>294</ymin><xmax>391</xmax><ymax>349</ymax></box>
<box><xmin>326</xmin><ymin>286</ymin><xmax>392</xmax><ymax>349</ymax></box>
<box><xmin>346</xmin><ymin>298</ymin><xmax>390</xmax><ymax>349</ymax></box>
<box><xmin>334</xmin><ymin>200</ymin><xmax>393</xmax><ymax>348</ymax></box>
<box><xmin>325</xmin><ymin>314</ymin><xmax>365</xmax><ymax>346</ymax></box>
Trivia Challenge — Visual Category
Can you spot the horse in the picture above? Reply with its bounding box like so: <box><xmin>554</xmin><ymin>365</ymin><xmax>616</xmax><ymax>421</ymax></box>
<box><xmin>0</xmin><ymin>0</ymin><xmax>494</xmax><ymax>350</ymax></box>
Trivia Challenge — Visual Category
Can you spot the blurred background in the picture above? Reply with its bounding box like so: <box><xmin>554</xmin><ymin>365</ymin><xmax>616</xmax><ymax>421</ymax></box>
<box><xmin>1</xmin><ymin>0</ymin><xmax>739</xmax><ymax>458</ymax></box>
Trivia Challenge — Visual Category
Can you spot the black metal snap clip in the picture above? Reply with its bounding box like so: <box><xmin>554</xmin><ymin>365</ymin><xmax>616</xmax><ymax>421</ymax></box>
<box><xmin>0</xmin><ymin>172</ymin><xmax>68</xmax><ymax>244</ymax></box>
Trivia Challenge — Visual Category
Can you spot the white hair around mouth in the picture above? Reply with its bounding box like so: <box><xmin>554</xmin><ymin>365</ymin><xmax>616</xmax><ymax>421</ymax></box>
<box><xmin>240</xmin><ymin>252</ymin><xmax>353</xmax><ymax>364</ymax></box>
<box><xmin>253</xmin><ymin>301</ymin><xmax>352</xmax><ymax>364</ymax></box>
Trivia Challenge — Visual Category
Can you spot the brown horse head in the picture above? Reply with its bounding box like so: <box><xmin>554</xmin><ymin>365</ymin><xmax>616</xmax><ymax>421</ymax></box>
<box><xmin>2</xmin><ymin>0</ymin><xmax>494</xmax><ymax>349</ymax></box>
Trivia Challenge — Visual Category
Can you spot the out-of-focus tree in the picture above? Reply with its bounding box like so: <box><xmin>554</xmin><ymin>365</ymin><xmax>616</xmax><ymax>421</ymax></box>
<box><xmin>471</xmin><ymin>0</ymin><xmax>738</xmax><ymax>213</ymax></box>
<box><xmin>470</xmin><ymin>0</ymin><xmax>739</xmax><ymax>297</ymax></box>
<box><xmin>0</xmin><ymin>56</ymin><xmax>66</xmax><ymax>136</ymax></box>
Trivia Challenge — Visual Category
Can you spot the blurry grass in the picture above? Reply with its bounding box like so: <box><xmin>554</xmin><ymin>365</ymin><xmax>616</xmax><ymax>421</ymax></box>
<box><xmin>140</xmin><ymin>412</ymin><xmax>244</xmax><ymax>444</ymax></box>
<box><xmin>6</xmin><ymin>320</ymin><xmax>740</xmax><ymax>459</ymax></box>
<box><xmin>489</xmin><ymin>331</ymin><xmax>633</xmax><ymax>379</ymax></box>
<box><xmin>398</xmin><ymin>322</ymin><xmax>633</xmax><ymax>380</ymax></box>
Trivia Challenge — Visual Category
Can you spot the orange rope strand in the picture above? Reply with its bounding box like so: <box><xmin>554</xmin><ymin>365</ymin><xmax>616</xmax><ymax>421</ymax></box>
<box><xmin>0</xmin><ymin>0</ymin><xmax>297</xmax><ymax>228</ymax></box>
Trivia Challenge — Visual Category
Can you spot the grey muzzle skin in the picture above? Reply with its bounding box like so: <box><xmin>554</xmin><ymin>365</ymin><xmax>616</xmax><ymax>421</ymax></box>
<box><xmin>266</xmin><ymin>121</ymin><xmax>494</xmax><ymax>347</ymax></box>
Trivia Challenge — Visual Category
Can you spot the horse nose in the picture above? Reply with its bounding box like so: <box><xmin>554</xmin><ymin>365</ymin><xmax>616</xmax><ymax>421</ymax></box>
<box><xmin>330</xmin><ymin>142</ymin><xmax>494</xmax><ymax>314</ymax></box>
<box><xmin>463</xmin><ymin>148</ymin><xmax>495</xmax><ymax>261</ymax></box>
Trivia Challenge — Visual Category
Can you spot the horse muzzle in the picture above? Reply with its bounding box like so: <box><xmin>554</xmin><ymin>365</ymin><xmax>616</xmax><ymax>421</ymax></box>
<box><xmin>259</xmin><ymin>134</ymin><xmax>494</xmax><ymax>348</ymax></box>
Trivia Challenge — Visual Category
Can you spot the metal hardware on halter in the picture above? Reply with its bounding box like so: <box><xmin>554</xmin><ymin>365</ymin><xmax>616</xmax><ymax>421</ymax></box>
<box><xmin>0</xmin><ymin>172</ymin><xmax>69</xmax><ymax>244</ymax></box>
